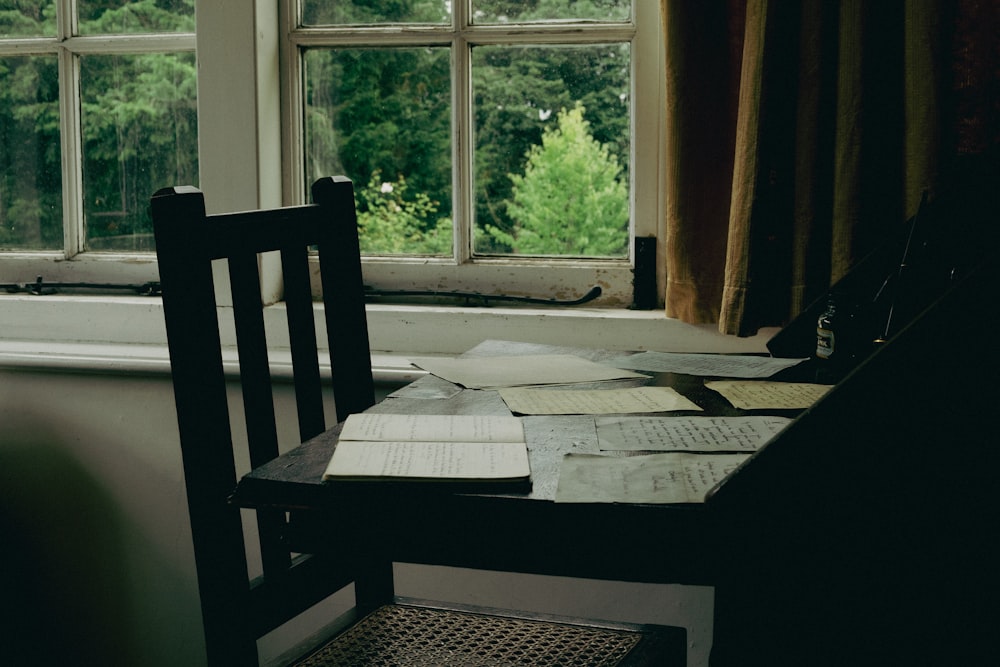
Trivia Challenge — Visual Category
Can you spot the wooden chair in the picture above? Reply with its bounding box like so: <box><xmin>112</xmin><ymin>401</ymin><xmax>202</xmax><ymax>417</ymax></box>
<box><xmin>152</xmin><ymin>176</ymin><xmax>687</xmax><ymax>666</ymax></box>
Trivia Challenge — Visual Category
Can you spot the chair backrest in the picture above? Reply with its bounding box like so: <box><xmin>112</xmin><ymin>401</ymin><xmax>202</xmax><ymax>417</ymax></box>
<box><xmin>152</xmin><ymin>176</ymin><xmax>376</xmax><ymax>665</ymax></box>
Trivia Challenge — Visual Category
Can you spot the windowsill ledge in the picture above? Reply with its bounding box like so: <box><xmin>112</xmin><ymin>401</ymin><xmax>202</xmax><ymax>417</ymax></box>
<box><xmin>1</xmin><ymin>294</ymin><xmax>779</xmax><ymax>378</ymax></box>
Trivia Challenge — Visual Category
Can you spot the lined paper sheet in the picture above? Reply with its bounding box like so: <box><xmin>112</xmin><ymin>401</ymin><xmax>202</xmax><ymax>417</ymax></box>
<box><xmin>324</xmin><ymin>414</ymin><xmax>530</xmax><ymax>482</ymax></box>
<box><xmin>326</xmin><ymin>440</ymin><xmax>530</xmax><ymax>481</ymax></box>
<box><xmin>340</xmin><ymin>413</ymin><xmax>525</xmax><ymax>443</ymax></box>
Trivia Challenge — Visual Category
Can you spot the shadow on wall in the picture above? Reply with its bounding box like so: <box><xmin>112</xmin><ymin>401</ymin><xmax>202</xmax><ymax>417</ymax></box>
<box><xmin>1</xmin><ymin>415</ymin><xmax>147</xmax><ymax>667</ymax></box>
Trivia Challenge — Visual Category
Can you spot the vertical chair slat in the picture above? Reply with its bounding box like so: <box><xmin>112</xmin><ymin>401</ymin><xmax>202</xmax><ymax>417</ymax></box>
<box><xmin>228</xmin><ymin>250</ymin><xmax>291</xmax><ymax>577</ymax></box>
<box><xmin>313</xmin><ymin>176</ymin><xmax>376</xmax><ymax>421</ymax></box>
<box><xmin>281</xmin><ymin>242</ymin><xmax>327</xmax><ymax>442</ymax></box>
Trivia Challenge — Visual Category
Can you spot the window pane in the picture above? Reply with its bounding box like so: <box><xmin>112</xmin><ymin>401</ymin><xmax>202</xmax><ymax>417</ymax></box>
<box><xmin>0</xmin><ymin>55</ymin><xmax>62</xmax><ymax>250</ymax></box>
<box><xmin>472</xmin><ymin>0</ymin><xmax>630</xmax><ymax>23</ymax></box>
<box><xmin>80</xmin><ymin>52</ymin><xmax>198</xmax><ymax>252</ymax></box>
<box><xmin>301</xmin><ymin>1</ymin><xmax>449</xmax><ymax>25</ymax></box>
<box><xmin>0</xmin><ymin>0</ymin><xmax>56</xmax><ymax>37</ymax></box>
<box><xmin>78</xmin><ymin>0</ymin><xmax>195</xmax><ymax>35</ymax></box>
<box><xmin>303</xmin><ymin>47</ymin><xmax>452</xmax><ymax>256</ymax></box>
<box><xmin>472</xmin><ymin>44</ymin><xmax>630</xmax><ymax>258</ymax></box>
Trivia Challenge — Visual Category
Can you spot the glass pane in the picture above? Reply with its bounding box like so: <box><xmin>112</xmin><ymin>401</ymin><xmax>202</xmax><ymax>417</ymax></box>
<box><xmin>0</xmin><ymin>0</ymin><xmax>56</xmax><ymax>37</ymax></box>
<box><xmin>473</xmin><ymin>0</ymin><xmax>631</xmax><ymax>23</ymax></box>
<box><xmin>80</xmin><ymin>52</ymin><xmax>198</xmax><ymax>252</ymax></box>
<box><xmin>304</xmin><ymin>47</ymin><xmax>452</xmax><ymax>256</ymax></box>
<box><xmin>78</xmin><ymin>0</ymin><xmax>195</xmax><ymax>35</ymax></box>
<box><xmin>0</xmin><ymin>56</ymin><xmax>62</xmax><ymax>250</ymax></box>
<box><xmin>473</xmin><ymin>44</ymin><xmax>630</xmax><ymax>258</ymax></box>
<box><xmin>301</xmin><ymin>1</ymin><xmax>449</xmax><ymax>25</ymax></box>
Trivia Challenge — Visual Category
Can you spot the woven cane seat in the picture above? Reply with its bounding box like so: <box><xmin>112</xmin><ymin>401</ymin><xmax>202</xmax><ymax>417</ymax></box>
<box><xmin>294</xmin><ymin>604</ymin><xmax>643</xmax><ymax>666</ymax></box>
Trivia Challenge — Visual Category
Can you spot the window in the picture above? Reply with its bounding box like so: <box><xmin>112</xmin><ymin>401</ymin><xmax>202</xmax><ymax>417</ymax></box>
<box><xmin>282</xmin><ymin>0</ymin><xmax>664</xmax><ymax>306</ymax></box>
<box><xmin>1</xmin><ymin>1</ymin><xmax>665</xmax><ymax>307</ymax></box>
<box><xmin>0</xmin><ymin>0</ymin><xmax>196</xmax><ymax>286</ymax></box>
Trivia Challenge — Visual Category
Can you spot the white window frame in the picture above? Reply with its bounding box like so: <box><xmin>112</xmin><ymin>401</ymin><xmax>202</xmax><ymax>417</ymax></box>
<box><xmin>279</xmin><ymin>1</ymin><xmax>666</xmax><ymax>308</ymax></box>
<box><xmin>1</xmin><ymin>1</ymin><xmax>665</xmax><ymax>309</ymax></box>
<box><xmin>0</xmin><ymin>0</ymin><xmax>196</xmax><ymax>288</ymax></box>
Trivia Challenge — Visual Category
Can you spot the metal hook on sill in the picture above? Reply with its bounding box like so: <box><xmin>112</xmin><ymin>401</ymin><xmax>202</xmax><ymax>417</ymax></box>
<box><xmin>2</xmin><ymin>275</ymin><xmax>162</xmax><ymax>296</ymax></box>
<box><xmin>363</xmin><ymin>284</ymin><xmax>602</xmax><ymax>307</ymax></box>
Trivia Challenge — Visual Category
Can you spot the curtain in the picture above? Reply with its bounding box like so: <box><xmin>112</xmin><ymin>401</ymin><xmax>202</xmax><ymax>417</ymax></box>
<box><xmin>661</xmin><ymin>0</ymin><xmax>999</xmax><ymax>336</ymax></box>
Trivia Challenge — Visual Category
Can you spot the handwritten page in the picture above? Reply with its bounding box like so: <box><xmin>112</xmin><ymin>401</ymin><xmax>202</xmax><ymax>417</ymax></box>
<box><xmin>596</xmin><ymin>416</ymin><xmax>791</xmax><ymax>451</ymax></box>
<box><xmin>325</xmin><ymin>440</ymin><xmax>530</xmax><ymax>481</ymax></box>
<box><xmin>555</xmin><ymin>452</ymin><xmax>749</xmax><ymax>503</ymax></box>
<box><xmin>409</xmin><ymin>354</ymin><xmax>646</xmax><ymax>390</ymax></box>
<box><xmin>705</xmin><ymin>380</ymin><xmax>831</xmax><ymax>410</ymax></box>
<box><xmin>498</xmin><ymin>386</ymin><xmax>702</xmax><ymax>415</ymax></box>
<box><xmin>324</xmin><ymin>414</ymin><xmax>529</xmax><ymax>482</ymax></box>
<box><xmin>340</xmin><ymin>413</ymin><xmax>525</xmax><ymax>443</ymax></box>
<box><xmin>609</xmin><ymin>351</ymin><xmax>807</xmax><ymax>378</ymax></box>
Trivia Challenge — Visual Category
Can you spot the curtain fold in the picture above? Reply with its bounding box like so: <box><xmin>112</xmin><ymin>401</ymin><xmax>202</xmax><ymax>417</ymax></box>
<box><xmin>661</xmin><ymin>0</ymin><xmax>998</xmax><ymax>336</ymax></box>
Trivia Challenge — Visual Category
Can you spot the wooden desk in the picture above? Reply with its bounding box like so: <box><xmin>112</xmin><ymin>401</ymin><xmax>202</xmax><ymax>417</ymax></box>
<box><xmin>233</xmin><ymin>254</ymin><xmax>1000</xmax><ymax>666</ymax></box>
<box><xmin>232</xmin><ymin>340</ymin><xmax>814</xmax><ymax>588</ymax></box>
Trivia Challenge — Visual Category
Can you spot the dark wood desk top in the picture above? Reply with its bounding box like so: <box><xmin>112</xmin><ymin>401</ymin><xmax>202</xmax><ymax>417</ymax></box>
<box><xmin>232</xmin><ymin>340</ymin><xmax>815</xmax><ymax>585</ymax></box>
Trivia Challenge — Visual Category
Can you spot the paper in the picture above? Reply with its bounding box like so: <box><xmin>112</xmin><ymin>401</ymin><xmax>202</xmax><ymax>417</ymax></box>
<box><xmin>596</xmin><ymin>416</ymin><xmax>791</xmax><ymax>451</ymax></box>
<box><xmin>340</xmin><ymin>413</ymin><xmax>525</xmax><ymax>443</ymax></box>
<box><xmin>325</xmin><ymin>440</ymin><xmax>530</xmax><ymax>481</ymax></box>
<box><xmin>555</xmin><ymin>452</ymin><xmax>750</xmax><ymax>503</ymax></box>
<box><xmin>409</xmin><ymin>354</ymin><xmax>646</xmax><ymax>389</ymax></box>
<box><xmin>498</xmin><ymin>386</ymin><xmax>702</xmax><ymax>415</ymax></box>
<box><xmin>324</xmin><ymin>414</ymin><xmax>529</xmax><ymax>482</ymax></box>
<box><xmin>705</xmin><ymin>380</ymin><xmax>831</xmax><ymax>410</ymax></box>
<box><xmin>609</xmin><ymin>351</ymin><xmax>807</xmax><ymax>378</ymax></box>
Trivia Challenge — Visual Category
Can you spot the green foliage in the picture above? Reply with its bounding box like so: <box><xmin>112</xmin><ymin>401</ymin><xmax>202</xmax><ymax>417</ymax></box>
<box><xmin>475</xmin><ymin>0</ymin><xmax>630</xmax><ymax>22</ymax></box>
<box><xmin>80</xmin><ymin>51</ymin><xmax>198</xmax><ymax>248</ymax></box>
<box><xmin>489</xmin><ymin>103</ymin><xmax>627</xmax><ymax>256</ymax></box>
<box><xmin>304</xmin><ymin>46</ymin><xmax>452</xmax><ymax>220</ymax></box>
<box><xmin>302</xmin><ymin>0</ymin><xmax>447</xmax><ymax>24</ymax></box>
<box><xmin>78</xmin><ymin>0</ymin><xmax>194</xmax><ymax>35</ymax></box>
<box><xmin>0</xmin><ymin>2</ymin><xmax>56</xmax><ymax>38</ymax></box>
<box><xmin>471</xmin><ymin>41</ymin><xmax>629</xmax><ymax>253</ymax></box>
<box><xmin>0</xmin><ymin>54</ymin><xmax>61</xmax><ymax>249</ymax></box>
<box><xmin>355</xmin><ymin>170</ymin><xmax>451</xmax><ymax>255</ymax></box>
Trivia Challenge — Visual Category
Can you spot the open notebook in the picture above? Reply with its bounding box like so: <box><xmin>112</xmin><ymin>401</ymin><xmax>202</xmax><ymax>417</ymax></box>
<box><xmin>323</xmin><ymin>413</ymin><xmax>531</xmax><ymax>490</ymax></box>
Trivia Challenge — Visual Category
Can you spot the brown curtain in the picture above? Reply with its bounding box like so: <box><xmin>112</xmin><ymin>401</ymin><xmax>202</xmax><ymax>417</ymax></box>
<box><xmin>661</xmin><ymin>0</ymin><xmax>999</xmax><ymax>336</ymax></box>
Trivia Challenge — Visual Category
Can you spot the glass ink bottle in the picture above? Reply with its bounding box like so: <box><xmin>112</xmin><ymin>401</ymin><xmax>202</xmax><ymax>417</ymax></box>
<box><xmin>816</xmin><ymin>295</ymin><xmax>838</xmax><ymax>362</ymax></box>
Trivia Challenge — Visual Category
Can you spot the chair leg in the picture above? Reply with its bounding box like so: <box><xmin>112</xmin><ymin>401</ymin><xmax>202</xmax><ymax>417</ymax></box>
<box><xmin>353</xmin><ymin>558</ymin><xmax>394</xmax><ymax>612</ymax></box>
